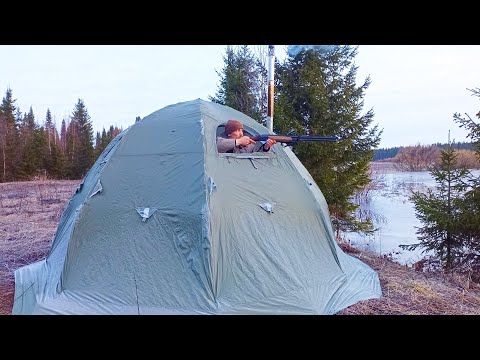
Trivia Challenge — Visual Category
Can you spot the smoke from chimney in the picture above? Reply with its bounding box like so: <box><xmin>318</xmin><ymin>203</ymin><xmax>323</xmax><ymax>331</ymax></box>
<box><xmin>287</xmin><ymin>45</ymin><xmax>337</xmax><ymax>57</ymax></box>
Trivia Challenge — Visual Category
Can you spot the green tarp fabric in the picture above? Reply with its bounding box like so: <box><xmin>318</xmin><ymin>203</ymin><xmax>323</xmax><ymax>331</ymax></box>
<box><xmin>13</xmin><ymin>99</ymin><xmax>381</xmax><ymax>314</ymax></box>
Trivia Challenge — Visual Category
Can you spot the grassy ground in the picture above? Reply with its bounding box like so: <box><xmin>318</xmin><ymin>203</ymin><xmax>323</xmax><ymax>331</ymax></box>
<box><xmin>1</xmin><ymin>180</ymin><xmax>479</xmax><ymax>315</ymax></box>
<box><xmin>337</xmin><ymin>242</ymin><xmax>480</xmax><ymax>314</ymax></box>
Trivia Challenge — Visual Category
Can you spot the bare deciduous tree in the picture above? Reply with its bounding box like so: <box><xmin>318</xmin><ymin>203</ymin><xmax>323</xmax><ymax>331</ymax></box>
<box><xmin>393</xmin><ymin>144</ymin><xmax>441</xmax><ymax>171</ymax></box>
<box><xmin>455</xmin><ymin>149</ymin><xmax>480</xmax><ymax>169</ymax></box>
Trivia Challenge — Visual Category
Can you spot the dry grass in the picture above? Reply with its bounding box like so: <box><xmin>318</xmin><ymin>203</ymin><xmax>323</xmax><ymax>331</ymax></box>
<box><xmin>337</xmin><ymin>250</ymin><xmax>480</xmax><ymax>315</ymax></box>
<box><xmin>1</xmin><ymin>180</ymin><xmax>479</xmax><ymax>315</ymax></box>
<box><xmin>0</xmin><ymin>180</ymin><xmax>80</xmax><ymax>315</ymax></box>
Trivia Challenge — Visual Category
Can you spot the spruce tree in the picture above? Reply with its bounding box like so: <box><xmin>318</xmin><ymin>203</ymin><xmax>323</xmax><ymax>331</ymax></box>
<box><xmin>210</xmin><ymin>45</ymin><xmax>266</xmax><ymax>123</ymax></box>
<box><xmin>45</xmin><ymin>109</ymin><xmax>54</xmax><ymax>153</ymax></box>
<box><xmin>66</xmin><ymin>99</ymin><xmax>94</xmax><ymax>179</ymax></box>
<box><xmin>0</xmin><ymin>88</ymin><xmax>20</xmax><ymax>182</ymax></box>
<box><xmin>50</xmin><ymin>125</ymin><xmax>65</xmax><ymax>179</ymax></box>
<box><xmin>452</xmin><ymin>87</ymin><xmax>480</xmax><ymax>277</ymax></box>
<box><xmin>32</xmin><ymin>126</ymin><xmax>47</xmax><ymax>178</ymax></box>
<box><xmin>17</xmin><ymin>107</ymin><xmax>39</xmax><ymax>179</ymax></box>
<box><xmin>274</xmin><ymin>46</ymin><xmax>382</xmax><ymax>235</ymax></box>
<box><xmin>400</xmin><ymin>145</ymin><xmax>470</xmax><ymax>271</ymax></box>
<box><xmin>94</xmin><ymin>131</ymin><xmax>102</xmax><ymax>159</ymax></box>
<box><xmin>60</xmin><ymin>118</ymin><xmax>67</xmax><ymax>153</ymax></box>
<box><xmin>43</xmin><ymin>109</ymin><xmax>55</xmax><ymax>176</ymax></box>
<box><xmin>37</xmin><ymin>117</ymin><xmax>65</xmax><ymax>179</ymax></box>
<box><xmin>0</xmin><ymin>112</ymin><xmax>5</xmax><ymax>181</ymax></box>
<box><xmin>101</xmin><ymin>127</ymin><xmax>109</xmax><ymax>150</ymax></box>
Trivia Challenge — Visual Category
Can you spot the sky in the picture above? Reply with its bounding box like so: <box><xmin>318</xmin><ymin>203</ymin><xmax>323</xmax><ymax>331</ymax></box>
<box><xmin>0</xmin><ymin>45</ymin><xmax>479</xmax><ymax>148</ymax></box>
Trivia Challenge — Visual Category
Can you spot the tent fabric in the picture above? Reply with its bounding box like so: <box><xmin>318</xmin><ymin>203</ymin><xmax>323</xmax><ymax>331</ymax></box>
<box><xmin>13</xmin><ymin>99</ymin><xmax>381</xmax><ymax>315</ymax></box>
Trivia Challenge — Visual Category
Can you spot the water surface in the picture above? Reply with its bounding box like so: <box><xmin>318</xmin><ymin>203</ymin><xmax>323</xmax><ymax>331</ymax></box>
<box><xmin>348</xmin><ymin>164</ymin><xmax>480</xmax><ymax>265</ymax></box>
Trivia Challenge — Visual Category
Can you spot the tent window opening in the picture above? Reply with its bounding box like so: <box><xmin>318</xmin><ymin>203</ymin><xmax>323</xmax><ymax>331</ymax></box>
<box><xmin>216</xmin><ymin>124</ymin><xmax>275</xmax><ymax>158</ymax></box>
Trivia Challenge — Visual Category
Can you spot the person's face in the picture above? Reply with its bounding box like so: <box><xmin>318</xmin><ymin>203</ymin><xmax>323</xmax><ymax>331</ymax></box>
<box><xmin>229</xmin><ymin>128</ymin><xmax>244</xmax><ymax>139</ymax></box>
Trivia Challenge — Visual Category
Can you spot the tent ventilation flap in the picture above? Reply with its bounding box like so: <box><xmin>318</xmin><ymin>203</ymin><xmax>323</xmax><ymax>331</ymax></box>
<box><xmin>259</xmin><ymin>202</ymin><xmax>276</xmax><ymax>213</ymax></box>
<box><xmin>136</xmin><ymin>207</ymin><xmax>158</xmax><ymax>222</ymax></box>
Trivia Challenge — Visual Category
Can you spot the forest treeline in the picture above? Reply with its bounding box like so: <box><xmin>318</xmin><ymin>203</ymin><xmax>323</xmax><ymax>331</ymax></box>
<box><xmin>374</xmin><ymin>142</ymin><xmax>475</xmax><ymax>161</ymax></box>
<box><xmin>374</xmin><ymin>142</ymin><xmax>480</xmax><ymax>171</ymax></box>
<box><xmin>0</xmin><ymin>89</ymin><xmax>122</xmax><ymax>182</ymax></box>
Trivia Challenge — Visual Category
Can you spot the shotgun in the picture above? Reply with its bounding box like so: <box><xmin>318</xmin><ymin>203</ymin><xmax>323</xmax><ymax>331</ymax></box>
<box><xmin>251</xmin><ymin>134</ymin><xmax>338</xmax><ymax>144</ymax></box>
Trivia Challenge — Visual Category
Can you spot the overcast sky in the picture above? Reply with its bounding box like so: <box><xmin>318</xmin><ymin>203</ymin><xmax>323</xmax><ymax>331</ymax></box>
<box><xmin>0</xmin><ymin>45</ymin><xmax>479</xmax><ymax>148</ymax></box>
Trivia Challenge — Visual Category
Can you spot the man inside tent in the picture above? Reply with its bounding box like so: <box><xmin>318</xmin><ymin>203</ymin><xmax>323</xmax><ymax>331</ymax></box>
<box><xmin>217</xmin><ymin>119</ymin><xmax>277</xmax><ymax>153</ymax></box>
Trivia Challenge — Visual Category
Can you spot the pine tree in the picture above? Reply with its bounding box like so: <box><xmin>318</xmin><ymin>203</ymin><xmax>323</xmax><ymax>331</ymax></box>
<box><xmin>401</xmin><ymin>145</ymin><xmax>470</xmax><ymax>271</ymax></box>
<box><xmin>274</xmin><ymin>46</ymin><xmax>382</xmax><ymax>235</ymax></box>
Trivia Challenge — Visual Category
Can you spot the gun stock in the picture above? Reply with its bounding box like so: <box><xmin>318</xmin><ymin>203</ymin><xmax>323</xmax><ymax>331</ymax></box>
<box><xmin>251</xmin><ymin>134</ymin><xmax>338</xmax><ymax>143</ymax></box>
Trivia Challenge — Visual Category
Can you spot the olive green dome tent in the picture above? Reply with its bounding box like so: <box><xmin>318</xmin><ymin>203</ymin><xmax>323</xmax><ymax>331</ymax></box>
<box><xmin>13</xmin><ymin>99</ymin><xmax>381</xmax><ymax>314</ymax></box>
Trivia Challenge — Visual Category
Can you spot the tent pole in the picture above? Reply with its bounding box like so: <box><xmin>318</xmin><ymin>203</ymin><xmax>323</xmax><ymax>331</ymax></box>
<box><xmin>267</xmin><ymin>45</ymin><xmax>275</xmax><ymax>133</ymax></box>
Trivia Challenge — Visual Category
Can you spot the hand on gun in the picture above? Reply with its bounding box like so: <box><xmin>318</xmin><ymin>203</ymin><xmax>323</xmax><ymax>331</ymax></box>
<box><xmin>263</xmin><ymin>137</ymin><xmax>277</xmax><ymax>150</ymax></box>
<box><xmin>237</xmin><ymin>136</ymin><xmax>276</xmax><ymax>150</ymax></box>
<box><xmin>236</xmin><ymin>136</ymin><xmax>256</xmax><ymax>147</ymax></box>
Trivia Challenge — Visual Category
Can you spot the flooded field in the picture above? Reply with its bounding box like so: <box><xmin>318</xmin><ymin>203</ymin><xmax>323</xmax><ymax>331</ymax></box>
<box><xmin>348</xmin><ymin>162</ymin><xmax>480</xmax><ymax>266</ymax></box>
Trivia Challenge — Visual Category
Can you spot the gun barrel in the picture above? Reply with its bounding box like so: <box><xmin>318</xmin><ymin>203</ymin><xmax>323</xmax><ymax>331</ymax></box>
<box><xmin>251</xmin><ymin>134</ymin><xmax>337</xmax><ymax>142</ymax></box>
<box><xmin>292</xmin><ymin>136</ymin><xmax>338</xmax><ymax>142</ymax></box>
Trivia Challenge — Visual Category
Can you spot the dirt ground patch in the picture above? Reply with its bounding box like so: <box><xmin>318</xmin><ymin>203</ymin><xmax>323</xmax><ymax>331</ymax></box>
<box><xmin>1</xmin><ymin>179</ymin><xmax>479</xmax><ymax>315</ymax></box>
